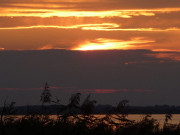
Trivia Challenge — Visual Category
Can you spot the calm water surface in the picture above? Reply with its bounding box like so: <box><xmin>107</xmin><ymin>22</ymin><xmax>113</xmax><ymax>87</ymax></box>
<box><xmin>128</xmin><ymin>114</ymin><xmax>180</xmax><ymax>124</ymax></box>
<box><xmin>54</xmin><ymin>114</ymin><xmax>180</xmax><ymax>124</ymax></box>
<box><xmin>15</xmin><ymin>114</ymin><xmax>180</xmax><ymax>125</ymax></box>
<box><xmin>94</xmin><ymin>114</ymin><xmax>180</xmax><ymax>125</ymax></box>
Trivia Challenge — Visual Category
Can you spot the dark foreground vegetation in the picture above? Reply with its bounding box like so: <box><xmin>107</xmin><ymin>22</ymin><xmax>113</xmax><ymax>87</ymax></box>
<box><xmin>1</xmin><ymin>83</ymin><xmax>180</xmax><ymax>135</ymax></box>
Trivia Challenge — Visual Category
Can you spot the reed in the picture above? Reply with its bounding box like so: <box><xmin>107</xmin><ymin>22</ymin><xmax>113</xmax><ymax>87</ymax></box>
<box><xmin>0</xmin><ymin>83</ymin><xmax>180</xmax><ymax>135</ymax></box>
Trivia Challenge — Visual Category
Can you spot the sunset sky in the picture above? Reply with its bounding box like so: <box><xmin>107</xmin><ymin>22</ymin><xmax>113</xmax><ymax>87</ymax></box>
<box><xmin>0</xmin><ymin>0</ymin><xmax>180</xmax><ymax>106</ymax></box>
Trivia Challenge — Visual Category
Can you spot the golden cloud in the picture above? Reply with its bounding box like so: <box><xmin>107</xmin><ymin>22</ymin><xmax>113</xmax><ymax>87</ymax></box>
<box><xmin>1</xmin><ymin>6</ymin><xmax>180</xmax><ymax>18</ymax></box>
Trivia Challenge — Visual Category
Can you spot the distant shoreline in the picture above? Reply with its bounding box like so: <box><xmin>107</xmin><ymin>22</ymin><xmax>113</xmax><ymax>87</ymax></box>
<box><xmin>1</xmin><ymin>105</ymin><xmax>180</xmax><ymax>115</ymax></box>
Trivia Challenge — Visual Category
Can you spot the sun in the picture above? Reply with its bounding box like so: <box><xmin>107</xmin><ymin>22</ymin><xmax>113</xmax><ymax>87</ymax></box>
<box><xmin>73</xmin><ymin>38</ymin><xmax>125</xmax><ymax>51</ymax></box>
<box><xmin>72</xmin><ymin>38</ymin><xmax>154</xmax><ymax>51</ymax></box>
<box><xmin>75</xmin><ymin>43</ymin><xmax>115</xmax><ymax>51</ymax></box>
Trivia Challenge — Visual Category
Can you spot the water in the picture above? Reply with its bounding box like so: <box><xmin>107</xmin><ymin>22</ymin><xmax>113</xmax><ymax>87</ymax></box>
<box><xmin>128</xmin><ymin>114</ymin><xmax>180</xmax><ymax>125</ymax></box>
<box><xmin>52</xmin><ymin>114</ymin><xmax>180</xmax><ymax>125</ymax></box>
<box><xmin>91</xmin><ymin>114</ymin><xmax>180</xmax><ymax>125</ymax></box>
<box><xmin>11</xmin><ymin>114</ymin><xmax>180</xmax><ymax>125</ymax></box>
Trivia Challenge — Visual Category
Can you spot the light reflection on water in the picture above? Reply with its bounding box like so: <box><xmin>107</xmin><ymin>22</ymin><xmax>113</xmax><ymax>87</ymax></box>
<box><xmin>128</xmin><ymin>114</ymin><xmax>180</xmax><ymax>124</ymax></box>
<box><xmin>94</xmin><ymin>114</ymin><xmax>180</xmax><ymax>125</ymax></box>
<box><xmin>11</xmin><ymin>114</ymin><xmax>180</xmax><ymax>126</ymax></box>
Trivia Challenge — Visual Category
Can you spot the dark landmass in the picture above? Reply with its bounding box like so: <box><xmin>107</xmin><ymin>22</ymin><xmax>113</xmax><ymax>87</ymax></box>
<box><xmin>1</xmin><ymin>104</ymin><xmax>179</xmax><ymax>115</ymax></box>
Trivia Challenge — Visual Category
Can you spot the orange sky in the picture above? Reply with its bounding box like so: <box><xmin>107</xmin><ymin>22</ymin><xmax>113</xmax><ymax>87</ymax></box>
<box><xmin>0</xmin><ymin>0</ymin><xmax>180</xmax><ymax>52</ymax></box>
<box><xmin>1</xmin><ymin>0</ymin><xmax>180</xmax><ymax>105</ymax></box>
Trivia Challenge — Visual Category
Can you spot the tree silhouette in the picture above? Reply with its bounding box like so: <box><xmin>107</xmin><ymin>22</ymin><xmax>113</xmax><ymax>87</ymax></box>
<box><xmin>68</xmin><ymin>93</ymin><xmax>81</xmax><ymax>109</ymax></box>
<box><xmin>81</xmin><ymin>95</ymin><xmax>97</xmax><ymax>115</ymax></box>
<box><xmin>40</xmin><ymin>82</ymin><xmax>52</xmax><ymax>105</ymax></box>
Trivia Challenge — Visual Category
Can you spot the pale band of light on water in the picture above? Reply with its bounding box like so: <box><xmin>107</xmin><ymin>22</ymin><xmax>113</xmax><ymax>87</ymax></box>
<box><xmin>11</xmin><ymin>114</ymin><xmax>180</xmax><ymax>125</ymax></box>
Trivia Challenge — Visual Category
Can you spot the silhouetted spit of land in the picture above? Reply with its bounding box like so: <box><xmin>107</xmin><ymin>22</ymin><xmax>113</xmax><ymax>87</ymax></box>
<box><xmin>0</xmin><ymin>91</ymin><xmax>180</xmax><ymax>135</ymax></box>
<box><xmin>0</xmin><ymin>105</ymin><xmax>179</xmax><ymax>115</ymax></box>
<box><xmin>0</xmin><ymin>87</ymin><xmax>179</xmax><ymax>135</ymax></box>
<box><xmin>0</xmin><ymin>105</ymin><xmax>179</xmax><ymax>135</ymax></box>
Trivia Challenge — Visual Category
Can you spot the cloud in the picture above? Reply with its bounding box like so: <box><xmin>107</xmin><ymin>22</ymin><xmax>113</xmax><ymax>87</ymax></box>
<box><xmin>149</xmin><ymin>52</ymin><xmax>180</xmax><ymax>61</ymax></box>
<box><xmin>0</xmin><ymin>49</ymin><xmax>180</xmax><ymax>105</ymax></box>
<box><xmin>1</xmin><ymin>10</ymin><xmax>180</xmax><ymax>30</ymax></box>
<box><xmin>1</xmin><ymin>0</ymin><xmax>180</xmax><ymax>19</ymax></box>
<box><xmin>69</xmin><ymin>88</ymin><xmax>153</xmax><ymax>94</ymax></box>
<box><xmin>1</xmin><ymin>10</ymin><xmax>180</xmax><ymax>29</ymax></box>
<box><xmin>0</xmin><ymin>8</ymin><xmax>160</xmax><ymax>18</ymax></box>
<box><xmin>0</xmin><ymin>27</ymin><xmax>180</xmax><ymax>51</ymax></box>
<box><xmin>1</xmin><ymin>0</ymin><xmax>180</xmax><ymax>10</ymax></box>
<box><xmin>0</xmin><ymin>0</ymin><xmax>179</xmax><ymax>53</ymax></box>
<box><xmin>1</xmin><ymin>24</ymin><xmax>180</xmax><ymax>32</ymax></box>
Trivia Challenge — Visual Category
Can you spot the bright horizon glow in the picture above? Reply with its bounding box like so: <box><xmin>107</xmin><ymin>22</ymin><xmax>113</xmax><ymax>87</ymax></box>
<box><xmin>73</xmin><ymin>38</ymin><xmax>155</xmax><ymax>51</ymax></box>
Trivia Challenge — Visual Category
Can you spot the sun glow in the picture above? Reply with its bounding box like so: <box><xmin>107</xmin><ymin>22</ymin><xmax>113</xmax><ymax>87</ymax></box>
<box><xmin>73</xmin><ymin>38</ymin><xmax>154</xmax><ymax>51</ymax></box>
<box><xmin>1</xmin><ymin>7</ymin><xmax>180</xmax><ymax>18</ymax></box>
